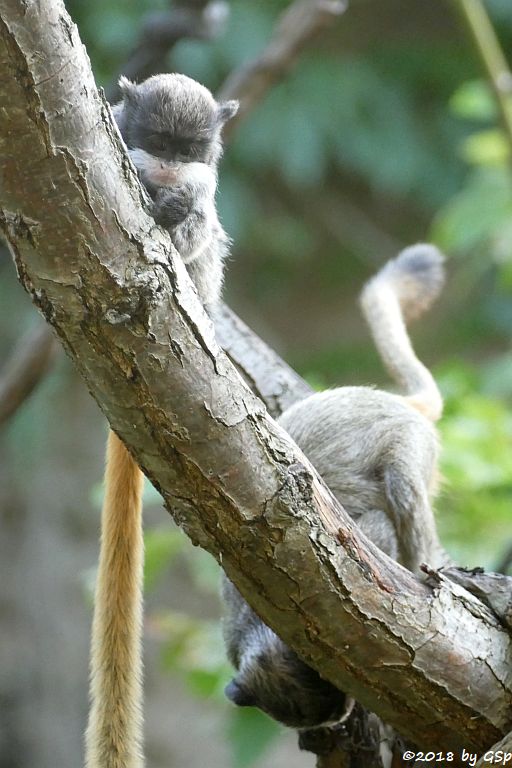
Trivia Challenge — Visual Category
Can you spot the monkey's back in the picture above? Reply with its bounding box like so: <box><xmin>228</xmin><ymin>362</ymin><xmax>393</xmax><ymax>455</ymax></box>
<box><xmin>278</xmin><ymin>386</ymin><xmax>439</xmax><ymax>563</ymax></box>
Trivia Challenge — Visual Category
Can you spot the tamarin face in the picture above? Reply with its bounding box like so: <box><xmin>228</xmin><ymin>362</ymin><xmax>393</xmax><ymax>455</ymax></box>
<box><xmin>225</xmin><ymin>626</ymin><xmax>348</xmax><ymax>730</ymax></box>
<box><xmin>113</xmin><ymin>73</ymin><xmax>238</xmax><ymax>190</ymax></box>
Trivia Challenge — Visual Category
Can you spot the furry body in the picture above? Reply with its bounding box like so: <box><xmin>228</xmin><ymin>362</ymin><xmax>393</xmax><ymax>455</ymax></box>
<box><xmin>223</xmin><ymin>245</ymin><xmax>447</xmax><ymax>730</ymax></box>
<box><xmin>85</xmin><ymin>74</ymin><xmax>237</xmax><ymax>768</ymax></box>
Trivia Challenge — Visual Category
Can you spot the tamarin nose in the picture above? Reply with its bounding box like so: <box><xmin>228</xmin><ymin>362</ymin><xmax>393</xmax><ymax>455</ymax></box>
<box><xmin>224</xmin><ymin>679</ymin><xmax>257</xmax><ymax>707</ymax></box>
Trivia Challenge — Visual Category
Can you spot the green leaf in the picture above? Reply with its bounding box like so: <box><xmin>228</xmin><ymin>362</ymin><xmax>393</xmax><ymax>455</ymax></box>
<box><xmin>431</xmin><ymin>168</ymin><xmax>512</xmax><ymax>252</ymax></box>
<box><xmin>159</xmin><ymin>614</ymin><xmax>233</xmax><ymax>698</ymax></box>
<box><xmin>436</xmin><ymin>362</ymin><xmax>479</xmax><ymax>404</ymax></box>
<box><xmin>449</xmin><ymin>80</ymin><xmax>497</xmax><ymax>122</ymax></box>
<box><xmin>462</xmin><ymin>129</ymin><xmax>509</xmax><ymax>167</ymax></box>
<box><xmin>186</xmin><ymin>668</ymin><xmax>225</xmax><ymax>698</ymax></box>
<box><xmin>440</xmin><ymin>394</ymin><xmax>512</xmax><ymax>491</ymax></box>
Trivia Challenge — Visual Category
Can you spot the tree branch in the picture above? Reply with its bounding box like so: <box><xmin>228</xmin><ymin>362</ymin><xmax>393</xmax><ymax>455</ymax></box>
<box><xmin>452</xmin><ymin>0</ymin><xmax>512</xmax><ymax>169</ymax></box>
<box><xmin>0</xmin><ymin>0</ymin><xmax>511</xmax><ymax>757</ymax></box>
<box><xmin>434</xmin><ymin>566</ymin><xmax>512</xmax><ymax>630</ymax></box>
<box><xmin>106</xmin><ymin>0</ymin><xmax>229</xmax><ymax>102</ymax></box>
<box><xmin>219</xmin><ymin>0</ymin><xmax>347</xmax><ymax>139</ymax></box>
<box><xmin>0</xmin><ymin>322</ymin><xmax>58</xmax><ymax>425</ymax></box>
<box><xmin>0</xmin><ymin>0</ymin><xmax>347</xmax><ymax>424</ymax></box>
<box><xmin>476</xmin><ymin>730</ymin><xmax>512</xmax><ymax>767</ymax></box>
<box><xmin>214</xmin><ymin>303</ymin><xmax>313</xmax><ymax>417</ymax></box>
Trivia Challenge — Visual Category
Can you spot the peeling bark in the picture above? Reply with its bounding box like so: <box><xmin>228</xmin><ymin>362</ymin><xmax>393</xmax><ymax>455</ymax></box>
<box><xmin>0</xmin><ymin>0</ymin><xmax>511</xmax><ymax>758</ymax></box>
<box><xmin>432</xmin><ymin>567</ymin><xmax>512</xmax><ymax>630</ymax></box>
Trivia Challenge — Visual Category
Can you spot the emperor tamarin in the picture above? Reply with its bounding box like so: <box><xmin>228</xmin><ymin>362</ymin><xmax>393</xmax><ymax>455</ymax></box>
<box><xmin>84</xmin><ymin>74</ymin><xmax>238</xmax><ymax>768</ymax></box>
<box><xmin>112</xmin><ymin>73</ymin><xmax>238</xmax><ymax>310</ymax></box>
<box><xmin>223</xmin><ymin>244</ymin><xmax>448</xmax><ymax>731</ymax></box>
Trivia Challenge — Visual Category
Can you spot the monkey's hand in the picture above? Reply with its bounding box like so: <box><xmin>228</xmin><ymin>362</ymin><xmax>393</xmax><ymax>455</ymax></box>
<box><xmin>152</xmin><ymin>186</ymin><xmax>194</xmax><ymax>229</ymax></box>
<box><xmin>156</xmin><ymin>163</ymin><xmax>219</xmax><ymax>266</ymax></box>
<box><xmin>152</xmin><ymin>162</ymin><xmax>216</xmax><ymax>233</ymax></box>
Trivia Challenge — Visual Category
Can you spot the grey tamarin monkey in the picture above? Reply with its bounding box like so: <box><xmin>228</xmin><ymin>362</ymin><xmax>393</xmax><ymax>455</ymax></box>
<box><xmin>112</xmin><ymin>73</ymin><xmax>238</xmax><ymax>309</ymax></box>
<box><xmin>84</xmin><ymin>75</ymin><xmax>237</xmax><ymax>768</ymax></box>
<box><xmin>223</xmin><ymin>244</ymin><xmax>447</xmax><ymax>732</ymax></box>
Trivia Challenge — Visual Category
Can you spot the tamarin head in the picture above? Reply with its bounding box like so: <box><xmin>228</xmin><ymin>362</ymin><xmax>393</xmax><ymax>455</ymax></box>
<box><xmin>113</xmin><ymin>73</ymin><xmax>238</xmax><ymax>192</ymax></box>
<box><xmin>225</xmin><ymin>622</ymin><xmax>348</xmax><ymax>730</ymax></box>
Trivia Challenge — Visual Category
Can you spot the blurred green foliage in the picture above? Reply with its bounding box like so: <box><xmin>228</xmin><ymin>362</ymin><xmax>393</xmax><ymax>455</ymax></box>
<box><xmin>433</xmin><ymin>78</ymin><xmax>512</xmax><ymax>262</ymax></box>
<box><xmin>3</xmin><ymin>0</ymin><xmax>512</xmax><ymax>765</ymax></box>
<box><xmin>438</xmin><ymin>364</ymin><xmax>512</xmax><ymax>567</ymax></box>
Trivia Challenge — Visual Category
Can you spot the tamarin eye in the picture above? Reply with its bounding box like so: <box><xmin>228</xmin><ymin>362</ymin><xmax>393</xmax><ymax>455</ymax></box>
<box><xmin>147</xmin><ymin>134</ymin><xmax>169</xmax><ymax>153</ymax></box>
<box><xmin>146</xmin><ymin>134</ymin><xmax>195</xmax><ymax>158</ymax></box>
<box><xmin>175</xmin><ymin>139</ymin><xmax>193</xmax><ymax>157</ymax></box>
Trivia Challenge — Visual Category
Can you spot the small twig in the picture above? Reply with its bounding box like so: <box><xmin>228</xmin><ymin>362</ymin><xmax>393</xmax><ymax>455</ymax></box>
<box><xmin>0</xmin><ymin>323</ymin><xmax>58</xmax><ymax>426</ymax></box>
<box><xmin>218</xmin><ymin>0</ymin><xmax>347</xmax><ymax>140</ymax></box>
<box><xmin>452</xmin><ymin>0</ymin><xmax>512</xmax><ymax>169</ymax></box>
<box><xmin>106</xmin><ymin>0</ymin><xmax>229</xmax><ymax>102</ymax></box>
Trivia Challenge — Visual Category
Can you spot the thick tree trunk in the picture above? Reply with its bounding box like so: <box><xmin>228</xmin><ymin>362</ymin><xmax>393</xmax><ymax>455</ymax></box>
<box><xmin>0</xmin><ymin>0</ymin><xmax>510</xmax><ymax>759</ymax></box>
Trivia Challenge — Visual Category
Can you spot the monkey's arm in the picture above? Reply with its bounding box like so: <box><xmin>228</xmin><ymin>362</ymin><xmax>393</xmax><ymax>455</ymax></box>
<box><xmin>151</xmin><ymin>162</ymin><xmax>228</xmax><ymax>308</ymax></box>
<box><xmin>152</xmin><ymin>162</ymin><xmax>219</xmax><ymax>265</ymax></box>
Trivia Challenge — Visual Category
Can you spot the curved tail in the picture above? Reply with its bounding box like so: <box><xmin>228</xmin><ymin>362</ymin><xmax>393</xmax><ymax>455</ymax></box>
<box><xmin>360</xmin><ymin>244</ymin><xmax>445</xmax><ymax>422</ymax></box>
<box><xmin>85</xmin><ymin>430</ymin><xmax>144</xmax><ymax>768</ymax></box>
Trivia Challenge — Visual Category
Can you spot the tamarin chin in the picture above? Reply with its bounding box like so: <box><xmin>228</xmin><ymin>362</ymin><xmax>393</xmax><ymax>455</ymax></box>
<box><xmin>84</xmin><ymin>73</ymin><xmax>238</xmax><ymax>768</ymax></box>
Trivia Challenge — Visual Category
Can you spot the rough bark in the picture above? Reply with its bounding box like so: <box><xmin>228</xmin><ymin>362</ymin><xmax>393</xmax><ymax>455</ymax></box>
<box><xmin>476</xmin><ymin>730</ymin><xmax>512</xmax><ymax>767</ymax></box>
<box><xmin>0</xmin><ymin>0</ymin><xmax>343</xmax><ymax>425</ymax></box>
<box><xmin>214</xmin><ymin>303</ymin><xmax>313</xmax><ymax>417</ymax></box>
<box><xmin>434</xmin><ymin>566</ymin><xmax>512</xmax><ymax>630</ymax></box>
<box><xmin>0</xmin><ymin>0</ymin><xmax>511</xmax><ymax>759</ymax></box>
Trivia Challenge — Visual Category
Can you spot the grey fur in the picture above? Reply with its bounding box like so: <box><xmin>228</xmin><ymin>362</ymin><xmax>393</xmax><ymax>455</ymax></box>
<box><xmin>112</xmin><ymin>73</ymin><xmax>238</xmax><ymax>309</ymax></box>
<box><xmin>222</xmin><ymin>244</ymin><xmax>449</xmax><ymax>730</ymax></box>
<box><xmin>222</xmin><ymin>579</ymin><xmax>348</xmax><ymax>729</ymax></box>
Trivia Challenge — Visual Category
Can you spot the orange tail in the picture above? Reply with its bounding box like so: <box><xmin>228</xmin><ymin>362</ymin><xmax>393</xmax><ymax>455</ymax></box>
<box><xmin>85</xmin><ymin>430</ymin><xmax>144</xmax><ymax>768</ymax></box>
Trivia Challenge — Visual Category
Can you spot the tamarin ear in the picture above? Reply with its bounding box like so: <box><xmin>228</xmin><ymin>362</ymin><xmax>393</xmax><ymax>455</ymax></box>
<box><xmin>217</xmin><ymin>99</ymin><xmax>239</xmax><ymax>125</ymax></box>
<box><xmin>118</xmin><ymin>76</ymin><xmax>138</xmax><ymax>103</ymax></box>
